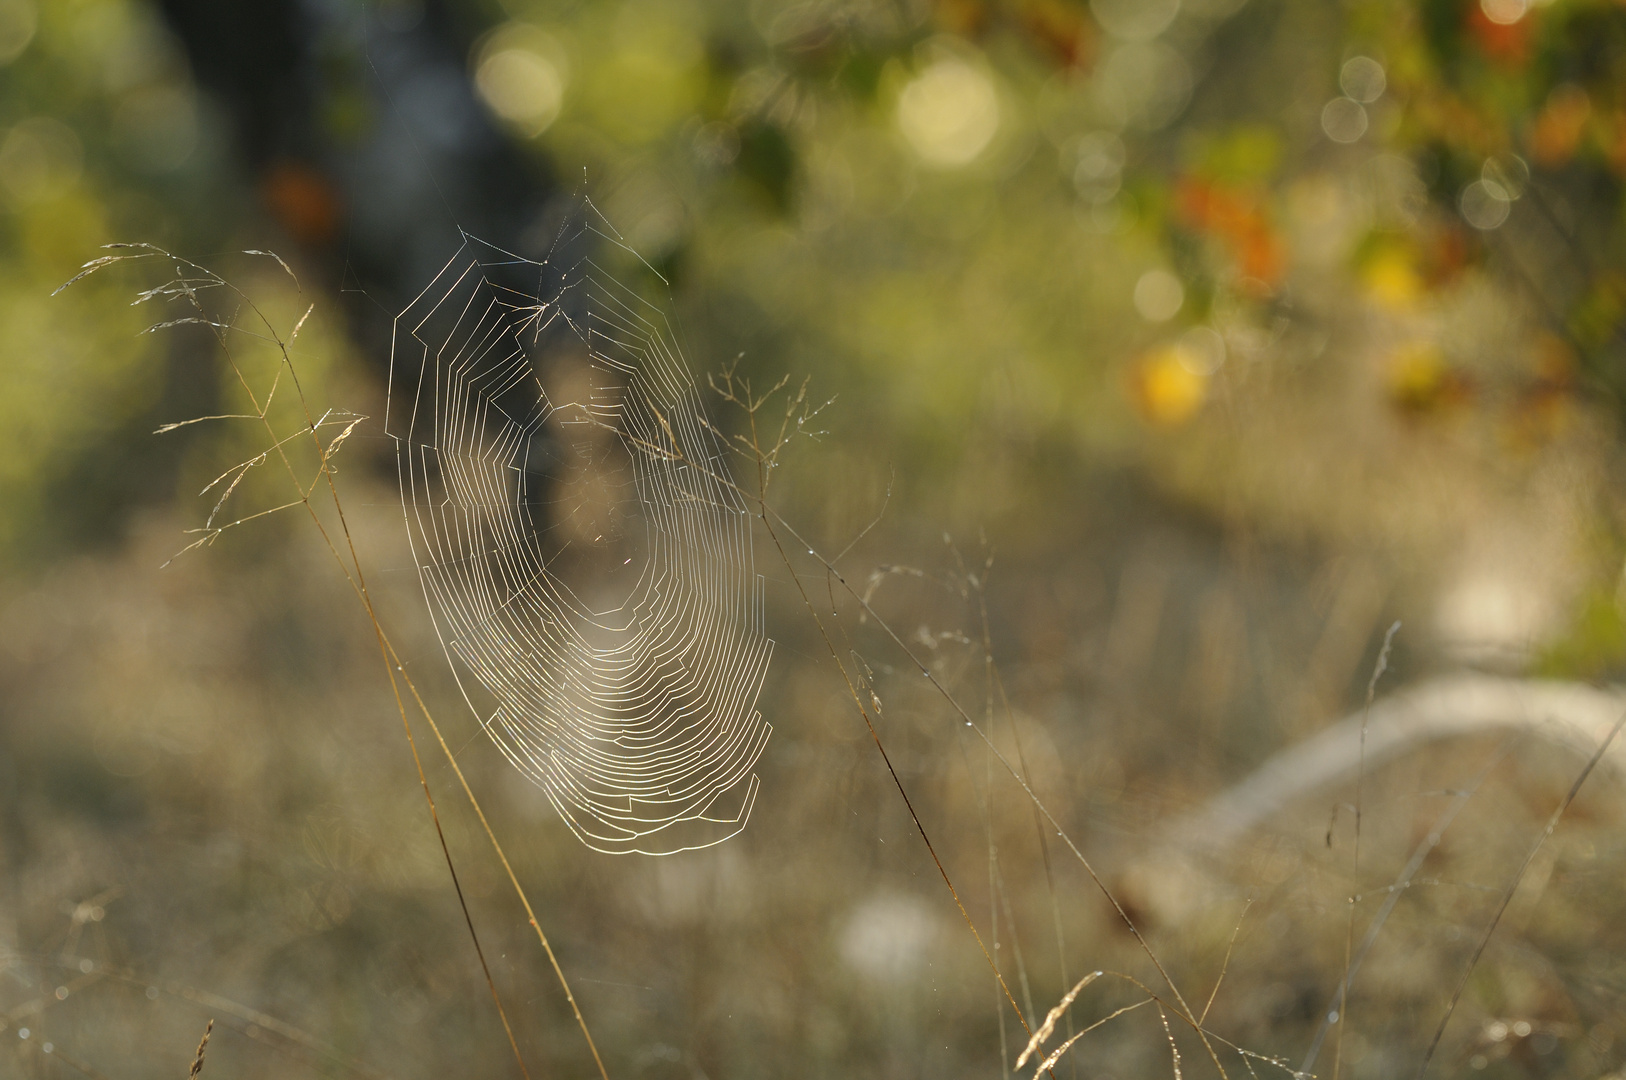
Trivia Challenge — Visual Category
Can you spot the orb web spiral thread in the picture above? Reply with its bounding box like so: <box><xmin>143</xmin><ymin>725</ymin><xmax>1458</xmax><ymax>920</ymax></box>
<box><xmin>387</xmin><ymin>213</ymin><xmax>772</xmax><ymax>854</ymax></box>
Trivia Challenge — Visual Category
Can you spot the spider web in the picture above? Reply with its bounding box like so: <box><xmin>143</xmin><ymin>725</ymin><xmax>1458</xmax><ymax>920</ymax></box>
<box><xmin>386</xmin><ymin>203</ymin><xmax>773</xmax><ymax>855</ymax></box>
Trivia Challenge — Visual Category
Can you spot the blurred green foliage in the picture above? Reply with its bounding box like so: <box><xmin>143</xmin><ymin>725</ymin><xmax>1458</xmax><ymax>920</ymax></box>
<box><xmin>0</xmin><ymin>0</ymin><xmax>236</xmax><ymax>561</ymax></box>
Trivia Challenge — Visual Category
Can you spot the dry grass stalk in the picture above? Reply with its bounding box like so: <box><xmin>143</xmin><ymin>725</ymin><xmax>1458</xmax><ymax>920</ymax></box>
<box><xmin>1029</xmin><ymin>999</ymin><xmax>1154</xmax><ymax>1080</ymax></box>
<box><xmin>188</xmin><ymin>1019</ymin><xmax>213</xmax><ymax>1078</ymax></box>
<box><xmin>1016</xmin><ymin>971</ymin><xmax>1102</xmax><ymax>1068</ymax></box>
<box><xmin>1159</xmin><ymin>1005</ymin><xmax>1183</xmax><ymax>1080</ymax></box>
<box><xmin>57</xmin><ymin>246</ymin><xmax>587</xmax><ymax>1080</ymax></box>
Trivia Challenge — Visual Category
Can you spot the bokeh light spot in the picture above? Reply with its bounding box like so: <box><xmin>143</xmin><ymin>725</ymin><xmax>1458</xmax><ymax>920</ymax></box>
<box><xmin>474</xmin><ymin>26</ymin><xmax>567</xmax><ymax>138</ymax></box>
<box><xmin>1129</xmin><ymin>346</ymin><xmax>1208</xmax><ymax>426</ymax></box>
<box><xmin>1339</xmin><ymin>56</ymin><xmax>1385</xmax><ymax>103</ymax></box>
<box><xmin>0</xmin><ymin>0</ymin><xmax>36</xmax><ymax>64</ymax></box>
<box><xmin>1363</xmin><ymin>246</ymin><xmax>1423</xmax><ymax>309</ymax></box>
<box><xmin>1071</xmin><ymin>131</ymin><xmax>1126</xmax><ymax>203</ymax></box>
<box><xmin>1096</xmin><ymin>42</ymin><xmax>1192</xmax><ymax>130</ymax></box>
<box><xmin>897</xmin><ymin>57</ymin><xmax>999</xmax><ymax>168</ymax></box>
<box><xmin>0</xmin><ymin>118</ymin><xmax>83</xmax><ymax>204</ymax></box>
<box><xmin>1482</xmin><ymin>154</ymin><xmax>1528</xmax><ymax>199</ymax></box>
<box><xmin>1090</xmin><ymin>0</ymin><xmax>1180</xmax><ymax>41</ymax></box>
<box><xmin>1460</xmin><ymin>179</ymin><xmax>1511</xmax><ymax>230</ymax></box>
<box><xmin>1177</xmin><ymin>326</ymin><xmax>1226</xmax><ymax>374</ymax></box>
<box><xmin>1480</xmin><ymin>0</ymin><xmax>1528</xmax><ymax>26</ymax></box>
<box><xmin>1321</xmin><ymin>97</ymin><xmax>1367</xmax><ymax>143</ymax></box>
<box><xmin>1133</xmin><ymin>268</ymin><xmax>1184</xmax><ymax>322</ymax></box>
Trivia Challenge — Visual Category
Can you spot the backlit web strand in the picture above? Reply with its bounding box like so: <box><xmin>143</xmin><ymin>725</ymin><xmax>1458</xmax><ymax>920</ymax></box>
<box><xmin>387</xmin><ymin>209</ymin><xmax>772</xmax><ymax>855</ymax></box>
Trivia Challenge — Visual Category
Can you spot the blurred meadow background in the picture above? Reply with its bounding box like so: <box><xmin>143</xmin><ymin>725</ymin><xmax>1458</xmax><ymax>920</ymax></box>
<box><xmin>4</xmin><ymin>0</ymin><xmax>1626</xmax><ymax>1076</ymax></box>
